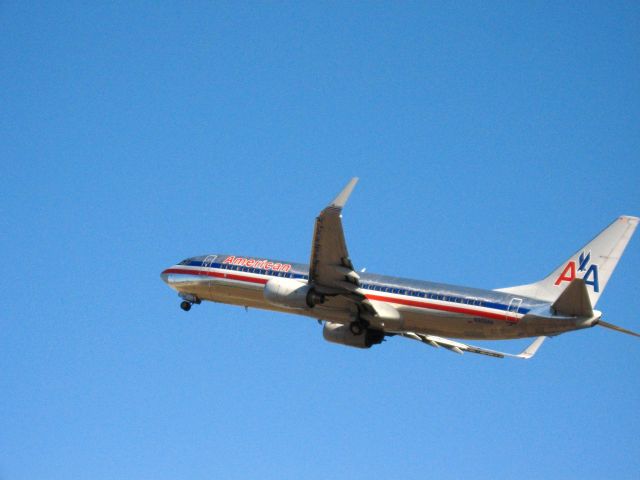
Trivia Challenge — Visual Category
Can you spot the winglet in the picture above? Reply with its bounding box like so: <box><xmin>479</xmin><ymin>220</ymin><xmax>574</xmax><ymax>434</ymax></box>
<box><xmin>516</xmin><ymin>336</ymin><xmax>546</xmax><ymax>359</ymax></box>
<box><xmin>330</xmin><ymin>177</ymin><xmax>359</xmax><ymax>209</ymax></box>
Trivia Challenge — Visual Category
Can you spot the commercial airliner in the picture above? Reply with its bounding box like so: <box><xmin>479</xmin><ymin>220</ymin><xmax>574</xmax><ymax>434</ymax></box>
<box><xmin>161</xmin><ymin>178</ymin><xmax>639</xmax><ymax>359</ymax></box>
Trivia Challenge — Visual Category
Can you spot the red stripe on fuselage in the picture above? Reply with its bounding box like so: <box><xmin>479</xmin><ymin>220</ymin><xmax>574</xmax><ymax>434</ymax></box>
<box><xmin>163</xmin><ymin>267</ymin><xmax>518</xmax><ymax>323</ymax></box>
<box><xmin>364</xmin><ymin>294</ymin><xmax>517</xmax><ymax>322</ymax></box>
<box><xmin>163</xmin><ymin>267</ymin><xmax>268</xmax><ymax>285</ymax></box>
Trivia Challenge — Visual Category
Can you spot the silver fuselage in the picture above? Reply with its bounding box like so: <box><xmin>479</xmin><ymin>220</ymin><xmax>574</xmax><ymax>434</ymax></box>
<box><xmin>161</xmin><ymin>253</ymin><xmax>600</xmax><ymax>340</ymax></box>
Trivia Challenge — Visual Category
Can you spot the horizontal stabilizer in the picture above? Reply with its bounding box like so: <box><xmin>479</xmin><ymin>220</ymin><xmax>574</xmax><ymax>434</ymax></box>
<box><xmin>598</xmin><ymin>321</ymin><xmax>640</xmax><ymax>338</ymax></box>
<box><xmin>552</xmin><ymin>278</ymin><xmax>593</xmax><ymax>317</ymax></box>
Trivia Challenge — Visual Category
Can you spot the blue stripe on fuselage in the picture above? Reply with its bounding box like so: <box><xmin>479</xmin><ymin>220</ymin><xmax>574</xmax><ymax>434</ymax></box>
<box><xmin>183</xmin><ymin>259</ymin><xmax>532</xmax><ymax>315</ymax></box>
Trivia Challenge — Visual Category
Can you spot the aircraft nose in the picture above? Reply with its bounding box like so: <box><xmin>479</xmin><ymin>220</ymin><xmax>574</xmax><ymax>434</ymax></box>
<box><xmin>160</xmin><ymin>269</ymin><xmax>171</xmax><ymax>284</ymax></box>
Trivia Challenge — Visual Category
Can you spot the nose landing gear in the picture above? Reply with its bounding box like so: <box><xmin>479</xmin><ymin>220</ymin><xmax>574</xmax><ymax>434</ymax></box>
<box><xmin>178</xmin><ymin>293</ymin><xmax>200</xmax><ymax>312</ymax></box>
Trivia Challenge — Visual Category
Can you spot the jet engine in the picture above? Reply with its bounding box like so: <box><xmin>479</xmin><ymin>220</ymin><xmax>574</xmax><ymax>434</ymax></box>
<box><xmin>322</xmin><ymin>322</ymin><xmax>385</xmax><ymax>349</ymax></box>
<box><xmin>263</xmin><ymin>278</ymin><xmax>324</xmax><ymax>309</ymax></box>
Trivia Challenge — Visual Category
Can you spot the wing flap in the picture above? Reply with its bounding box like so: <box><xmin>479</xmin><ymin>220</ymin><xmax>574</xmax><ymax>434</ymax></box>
<box><xmin>400</xmin><ymin>332</ymin><xmax>546</xmax><ymax>359</ymax></box>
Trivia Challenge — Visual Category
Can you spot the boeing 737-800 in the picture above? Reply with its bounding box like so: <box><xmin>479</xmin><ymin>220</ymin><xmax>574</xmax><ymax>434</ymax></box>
<box><xmin>161</xmin><ymin>178</ymin><xmax>639</xmax><ymax>359</ymax></box>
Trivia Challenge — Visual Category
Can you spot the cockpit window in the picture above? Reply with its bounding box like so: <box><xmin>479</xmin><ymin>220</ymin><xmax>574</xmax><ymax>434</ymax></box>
<box><xmin>178</xmin><ymin>258</ymin><xmax>191</xmax><ymax>265</ymax></box>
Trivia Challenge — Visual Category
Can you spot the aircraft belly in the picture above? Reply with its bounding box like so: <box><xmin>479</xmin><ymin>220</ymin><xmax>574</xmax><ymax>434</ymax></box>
<box><xmin>167</xmin><ymin>277</ymin><xmax>212</xmax><ymax>300</ymax></box>
<box><xmin>397</xmin><ymin>306</ymin><xmax>580</xmax><ymax>340</ymax></box>
<box><xmin>399</xmin><ymin>308</ymin><xmax>498</xmax><ymax>339</ymax></box>
<box><xmin>200</xmin><ymin>281</ymin><xmax>352</xmax><ymax>323</ymax></box>
<box><xmin>209</xmin><ymin>282</ymin><xmax>263</xmax><ymax>303</ymax></box>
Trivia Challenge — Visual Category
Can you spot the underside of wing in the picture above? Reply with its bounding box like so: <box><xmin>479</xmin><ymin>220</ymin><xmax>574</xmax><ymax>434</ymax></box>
<box><xmin>307</xmin><ymin>179</ymin><xmax>410</xmax><ymax>332</ymax></box>
<box><xmin>308</xmin><ymin>178</ymin><xmax>362</xmax><ymax>299</ymax></box>
<box><xmin>399</xmin><ymin>332</ymin><xmax>546</xmax><ymax>359</ymax></box>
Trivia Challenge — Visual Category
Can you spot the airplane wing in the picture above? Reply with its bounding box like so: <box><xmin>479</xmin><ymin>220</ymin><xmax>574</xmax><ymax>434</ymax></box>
<box><xmin>399</xmin><ymin>332</ymin><xmax>547</xmax><ymax>359</ymax></box>
<box><xmin>308</xmin><ymin>177</ymin><xmax>363</xmax><ymax>299</ymax></box>
<box><xmin>307</xmin><ymin>178</ymin><xmax>406</xmax><ymax>327</ymax></box>
<box><xmin>308</xmin><ymin>180</ymin><xmax>547</xmax><ymax>358</ymax></box>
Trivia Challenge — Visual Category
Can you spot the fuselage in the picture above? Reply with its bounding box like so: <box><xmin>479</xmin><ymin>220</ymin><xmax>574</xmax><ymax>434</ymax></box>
<box><xmin>161</xmin><ymin>253</ymin><xmax>599</xmax><ymax>340</ymax></box>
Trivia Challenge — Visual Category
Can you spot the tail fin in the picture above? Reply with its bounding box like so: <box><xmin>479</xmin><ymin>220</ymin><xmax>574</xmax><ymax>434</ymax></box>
<box><xmin>551</xmin><ymin>278</ymin><xmax>593</xmax><ymax>317</ymax></box>
<box><xmin>497</xmin><ymin>216</ymin><xmax>638</xmax><ymax>306</ymax></box>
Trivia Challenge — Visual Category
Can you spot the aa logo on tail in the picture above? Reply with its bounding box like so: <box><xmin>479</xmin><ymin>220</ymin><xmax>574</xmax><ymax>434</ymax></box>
<box><xmin>554</xmin><ymin>250</ymin><xmax>600</xmax><ymax>292</ymax></box>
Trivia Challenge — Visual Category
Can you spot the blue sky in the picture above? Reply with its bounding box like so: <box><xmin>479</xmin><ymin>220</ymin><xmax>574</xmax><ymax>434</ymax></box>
<box><xmin>1</xmin><ymin>2</ymin><xmax>639</xmax><ymax>479</ymax></box>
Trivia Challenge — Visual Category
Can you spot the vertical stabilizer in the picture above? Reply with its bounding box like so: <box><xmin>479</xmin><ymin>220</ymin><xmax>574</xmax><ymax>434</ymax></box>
<box><xmin>551</xmin><ymin>278</ymin><xmax>593</xmax><ymax>317</ymax></box>
<box><xmin>497</xmin><ymin>216</ymin><xmax>638</xmax><ymax>306</ymax></box>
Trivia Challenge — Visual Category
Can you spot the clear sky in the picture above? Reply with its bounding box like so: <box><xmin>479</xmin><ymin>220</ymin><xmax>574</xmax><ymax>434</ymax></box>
<box><xmin>1</xmin><ymin>2</ymin><xmax>639</xmax><ymax>479</ymax></box>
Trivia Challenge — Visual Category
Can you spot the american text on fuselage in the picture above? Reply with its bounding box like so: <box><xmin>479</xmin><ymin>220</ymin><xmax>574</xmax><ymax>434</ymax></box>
<box><xmin>161</xmin><ymin>253</ymin><xmax>596</xmax><ymax>343</ymax></box>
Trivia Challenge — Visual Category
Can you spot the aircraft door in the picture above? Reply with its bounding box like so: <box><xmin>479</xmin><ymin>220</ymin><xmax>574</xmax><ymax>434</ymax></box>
<box><xmin>506</xmin><ymin>298</ymin><xmax>522</xmax><ymax>323</ymax></box>
<box><xmin>202</xmin><ymin>255</ymin><xmax>218</xmax><ymax>291</ymax></box>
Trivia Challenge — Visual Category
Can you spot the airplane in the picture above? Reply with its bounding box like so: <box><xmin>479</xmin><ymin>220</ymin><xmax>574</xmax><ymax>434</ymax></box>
<box><xmin>160</xmin><ymin>178</ymin><xmax>639</xmax><ymax>359</ymax></box>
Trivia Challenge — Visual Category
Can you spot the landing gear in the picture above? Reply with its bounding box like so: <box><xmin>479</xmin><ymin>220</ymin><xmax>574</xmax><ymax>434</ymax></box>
<box><xmin>306</xmin><ymin>288</ymin><xmax>326</xmax><ymax>308</ymax></box>
<box><xmin>346</xmin><ymin>319</ymin><xmax>384</xmax><ymax>345</ymax></box>
<box><xmin>178</xmin><ymin>293</ymin><xmax>200</xmax><ymax>312</ymax></box>
<box><xmin>349</xmin><ymin>319</ymin><xmax>368</xmax><ymax>336</ymax></box>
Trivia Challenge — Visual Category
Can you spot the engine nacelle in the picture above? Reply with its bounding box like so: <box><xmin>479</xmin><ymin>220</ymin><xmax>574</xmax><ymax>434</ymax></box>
<box><xmin>263</xmin><ymin>278</ymin><xmax>318</xmax><ymax>309</ymax></box>
<box><xmin>322</xmin><ymin>322</ymin><xmax>385</xmax><ymax>349</ymax></box>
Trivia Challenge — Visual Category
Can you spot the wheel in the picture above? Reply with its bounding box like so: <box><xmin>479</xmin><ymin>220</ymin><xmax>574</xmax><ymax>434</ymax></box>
<box><xmin>306</xmin><ymin>288</ymin><xmax>326</xmax><ymax>308</ymax></box>
<box><xmin>349</xmin><ymin>321</ymin><xmax>364</xmax><ymax>336</ymax></box>
<box><xmin>180</xmin><ymin>300</ymin><xmax>192</xmax><ymax>311</ymax></box>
